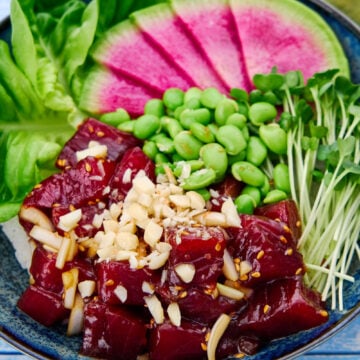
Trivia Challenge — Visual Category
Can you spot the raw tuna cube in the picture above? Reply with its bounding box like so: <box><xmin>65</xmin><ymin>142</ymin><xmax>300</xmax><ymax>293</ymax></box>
<box><xmin>164</xmin><ymin>226</ymin><xmax>226</xmax><ymax>288</ymax></box>
<box><xmin>149</xmin><ymin>320</ymin><xmax>208</xmax><ymax>360</ymax></box>
<box><xmin>171</xmin><ymin>0</ymin><xmax>251</xmax><ymax>91</ymax></box>
<box><xmin>92</xmin><ymin>20</ymin><xmax>194</xmax><ymax>93</ymax></box>
<box><xmin>82</xmin><ymin>300</ymin><xmax>148</xmax><ymax>360</ymax></box>
<box><xmin>52</xmin><ymin>202</ymin><xmax>106</xmax><ymax>238</ymax></box>
<box><xmin>30</xmin><ymin>246</ymin><xmax>96</xmax><ymax>294</ymax></box>
<box><xmin>96</xmin><ymin>260</ymin><xmax>161</xmax><ymax>306</ymax></box>
<box><xmin>232</xmin><ymin>276</ymin><xmax>329</xmax><ymax>340</ymax></box>
<box><xmin>158</xmin><ymin>286</ymin><xmax>244</xmax><ymax>326</ymax></box>
<box><xmin>56</xmin><ymin>118</ymin><xmax>140</xmax><ymax>169</ymax></box>
<box><xmin>227</xmin><ymin>214</ymin><xmax>304</xmax><ymax>286</ymax></box>
<box><xmin>131</xmin><ymin>3</ymin><xmax>227</xmax><ymax>92</ymax></box>
<box><xmin>22</xmin><ymin>157</ymin><xmax>116</xmax><ymax>218</ymax></box>
<box><xmin>255</xmin><ymin>199</ymin><xmax>302</xmax><ymax>241</ymax></box>
<box><xmin>17</xmin><ymin>285</ymin><xmax>69</xmax><ymax>326</ymax></box>
<box><xmin>109</xmin><ymin>146</ymin><xmax>155</xmax><ymax>202</ymax></box>
<box><xmin>79</xmin><ymin>66</ymin><xmax>162</xmax><ymax>117</ymax></box>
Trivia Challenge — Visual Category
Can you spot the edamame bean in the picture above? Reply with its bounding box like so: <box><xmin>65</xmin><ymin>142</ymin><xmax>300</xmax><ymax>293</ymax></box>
<box><xmin>260</xmin><ymin>176</ymin><xmax>270</xmax><ymax>197</ymax></box>
<box><xmin>226</xmin><ymin>113</ymin><xmax>247</xmax><ymax>129</ymax></box>
<box><xmin>189</xmin><ymin>123</ymin><xmax>215</xmax><ymax>143</ymax></box>
<box><xmin>144</xmin><ymin>99</ymin><xmax>165</xmax><ymax>117</ymax></box>
<box><xmin>259</xmin><ymin>124</ymin><xmax>287</xmax><ymax>155</ymax></box>
<box><xmin>100</xmin><ymin>108</ymin><xmax>130</xmax><ymax>126</ymax></box>
<box><xmin>230</xmin><ymin>88</ymin><xmax>249</xmax><ymax>102</ymax></box>
<box><xmin>214</xmin><ymin>98</ymin><xmax>238</xmax><ymax>126</ymax></box>
<box><xmin>200</xmin><ymin>87</ymin><xmax>224</xmax><ymax>109</ymax></box>
<box><xmin>133</xmin><ymin>114</ymin><xmax>160</xmax><ymax>140</ymax></box>
<box><xmin>117</xmin><ymin>120</ymin><xmax>135</xmax><ymax>132</ymax></box>
<box><xmin>181</xmin><ymin>168</ymin><xmax>217</xmax><ymax>190</ymax></box>
<box><xmin>161</xmin><ymin>116</ymin><xmax>184</xmax><ymax>139</ymax></box>
<box><xmin>263</xmin><ymin>189</ymin><xmax>288</xmax><ymax>204</ymax></box>
<box><xmin>163</xmin><ymin>88</ymin><xmax>184</xmax><ymax>110</ymax></box>
<box><xmin>246</xmin><ymin>136</ymin><xmax>268</xmax><ymax>166</ymax></box>
<box><xmin>194</xmin><ymin>188</ymin><xmax>211</xmax><ymax>201</ymax></box>
<box><xmin>155</xmin><ymin>152</ymin><xmax>170</xmax><ymax>165</ymax></box>
<box><xmin>173</xmin><ymin>105</ymin><xmax>186</xmax><ymax>120</ymax></box>
<box><xmin>234</xmin><ymin>194</ymin><xmax>255</xmax><ymax>214</ymax></box>
<box><xmin>185</xmin><ymin>97</ymin><xmax>201</xmax><ymax>110</ymax></box>
<box><xmin>231</xmin><ymin>161</ymin><xmax>266</xmax><ymax>187</ymax></box>
<box><xmin>155</xmin><ymin>135</ymin><xmax>175</xmax><ymax>154</ymax></box>
<box><xmin>142</xmin><ymin>141</ymin><xmax>158</xmax><ymax>160</ymax></box>
<box><xmin>241</xmin><ymin>185</ymin><xmax>261</xmax><ymax>206</ymax></box>
<box><xmin>200</xmin><ymin>143</ymin><xmax>228</xmax><ymax>182</ymax></box>
<box><xmin>216</xmin><ymin>124</ymin><xmax>247</xmax><ymax>155</ymax></box>
<box><xmin>228</xmin><ymin>151</ymin><xmax>246</xmax><ymax>165</ymax></box>
<box><xmin>273</xmin><ymin>163</ymin><xmax>291</xmax><ymax>193</ymax></box>
<box><xmin>184</xmin><ymin>87</ymin><xmax>202</xmax><ymax>103</ymax></box>
<box><xmin>248</xmin><ymin>102</ymin><xmax>277</xmax><ymax>126</ymax></box>
<box><xmin>174</xmin><ymin>131</ymin><xmax>203</xmax><ymax>160</ymax></box>
<box><xmin>208</xmin><ymin>123</ymin><xmax>219</xmax><ymax>137</ymax></box>
<box><xmin>173</xmin><ymin>159</ymin><xmax>204</xmax><ymax>177</ymax></box>
<box><xmin>180</xmin><ymin>108</ymin><xmax>211</xmax><ymax>129</ymax></box>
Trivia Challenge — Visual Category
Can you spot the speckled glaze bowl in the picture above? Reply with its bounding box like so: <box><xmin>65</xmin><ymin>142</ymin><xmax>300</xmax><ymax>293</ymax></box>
<box><xmin>0</xmin><ymin>0</ymin><xmax>359</xmax><ymax>359</ymax></box>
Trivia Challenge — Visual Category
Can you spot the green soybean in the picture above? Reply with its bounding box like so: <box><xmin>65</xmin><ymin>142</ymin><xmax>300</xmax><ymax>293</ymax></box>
<box><xmin>173</xmin><ymin>105</ymin><xmax>186</xmax><ymax>120</ymax></box>
<box><xmin>214</xmin><ymin>98</ymin><xmax>238</xmax><ymax>126</ymax></box>
<box><xmin>161</xmin><ymin>116</ymin><xmax>183</xmax><ymax>139</ymax></box>
<box><xmin>216</xmin><ymin>124</ymin><xmax>247</xmax><ymax>155</ymax></box>
<box><xmin>173</xmin><ymin>159</ymin><xmax>204</xmax><ymax>177</ymax></box>
<box><xmin>117</xmin><ymin>120</ymin><xmax>135</xmax><ymax>132</ymax></box>
<box><xmin>189</xmin><ymin>123</ymin><xmax>215</xmax><ymax>143</ymax></box>
<box><xmin>144</xmin><ymin>99</ymin><xmax>165</xmax><ymax>117</ymax></box>
<box><xmin>180</xmin><ymin>108</ymin><xmax>211</xmax><ymax>129</ymax></box>
<box><xmin>133</xmin><ymin>114</ymin><xmax>160</xmax><ymax>140</ymax></box>
<box><xmin>226</xmin><ymin>113</ymin><xmax>247</xmax><ymax>129</ymax></box>
<box><xmin>246</xmin><ymin>136</ymin><xmax>268</xmax><ymax>166</ymax></box>
<box><xmin>200</xmin><ymin>143</ymin><xmax>228</xmax><ymax>182</ymax></box>
<box><xmin>155</xmin><ymin>135</ymin><xmax>175</xmax><ymax>154</ymax></box>
<box><xmin>248</xmin><ymin>102</ymin><xmax>277</xmax><ymax>126</ymax></box>
<box><xmin>260</xmin><ymin>176</ymin><xmax>270</xmax><ymax>197</ymax></box>
<box><xmin>155</xmin><ymin>152</ymin><xmax>170</xmax><ymax>165</ymax></box>
<box><xmin>185</xmin><ymin>97</ymin><xmax>201</xmax><ymax>110</ymax></box>
<box><xmin>181</xmin><ymin>168</ymin><xmax>217</xmax><ymax>190</ymax></box>
<box><xmin>234</xmin><ymin>194</ymin><xmax>255</xmax><ymax>214</ymax></box>
<box><xmin>273</xmin><ymin>163</ymin><xmax>291</xmax><ymax>193</ymax></box>
<box><xmin>142</xmin><ymin>141</ymin><xmax>158</xmax><ymax>160</ymax></box>
<box><xmin>263</xmin><ymin>189</ymin><xmax>288</xmax><ymax>204</ymax></box>
<box><xmin>174</xmin><ymin>131</ymin><xmax>203</xmax><ymax>160</ymax></box>
<box><xmin>100</xmin><ymin>108</ymin><xmax>130</xmax><ymax>126</ymax></box>
<box><xmin>259</xmin><ymin>124</ymin><xmax>287</xmax><ymax>155</ymax></box>
<box><xmin>241</xmin><ymin>185</ymin><xmax>262</xmax><ymax>206</ymax></box>
<box><xmin>200</xmin><ymin>87</ymin><xmax>224</xmax><ymax>109</ymax></box>
<box><xmin>228</xmin><ymin>151</ymin><xmax>246</xmax><ymax>165</ymax></box>
<box><xmin>184</xmin><ymin>87</ymin><xmax>202</xmax><ymax>103</ymax></box>
<box><xmin>194</xmin><ymin>188</ymin><xmax>211</xmax><ymax>201</ymax></box>
<box><xmin>231</xmin><ymin>161</ymin><xmax>266</xmax><ymax>187</ymax></box>
<box><xmin>163</xmin><ymin>88</ymin><xmax>185</xmax><ymax>110</ymax></box>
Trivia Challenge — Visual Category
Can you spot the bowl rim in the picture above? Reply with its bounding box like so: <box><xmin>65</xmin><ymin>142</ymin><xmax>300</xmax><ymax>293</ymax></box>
<box><xmin>0</xmin><ymin>0</ymin><xmax>359</xmax><ymax>359</ymax></box>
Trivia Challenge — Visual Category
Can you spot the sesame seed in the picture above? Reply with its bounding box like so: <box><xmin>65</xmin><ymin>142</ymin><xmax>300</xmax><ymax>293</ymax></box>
<box><xmin>256</xmin><ymin>250</ymin><xmax>265</xmax><ymax>260</ymax></box>
<box><xmin>56</xmin><ymin>159</ymin><xmax>67</xmax><ymax>167</ymax></box>
<box><xmin>201</xmin><ymin>343</ymin><xmax>207</xmax><ymax>351</ymax></box>
<box><xmin>251</xmin><ymin>271</ymin><xmax>261</xmax><ymax>278</ymax></box>
<box><xmin>283</xmin><ymin>224</ymin><xmax>291</xmax><ymax>233</ymax></box>
<box><xmin>105</xmin><ymin>279</ymin><xmax>115</xmax><ymax>286</ymax></box>
<box><xmin>234</xmin><ymin>353</ymin><xmax>245</xmax><ymax>358</ymax></box>
<box><xmin>295</xmin><ymin>267</ymin><xmax>303</xmax><ymax>275</ymax></box>
<box><xmin>319</xmin><ymin>310</ymin><xmax>328</xmax><ymax>317</ymax></box>
<box><xmin>279</xmin><ymin>235</ymin><xmax>288</xmax><ymax>244</ymax></box>
<box><xmin>296</xmin><ymin>220</ymin><xmax>302</xmax><ymax>228</ymax></box>
<box><xmin>240</xmin><ymin>274</ymin><xmax>248</xmax><ymax>281</ymax></box>
<box><xmin>285</xmin><ymin>248</ymin><xmax>293</xmax><ymax>256</ymax></box>
<box><xmin>215</xmin><ymin>243</ymin><xmax>222</xmax><ymax>252</ymax></box>
<box><xmin>69</xmin><ymin>204</ymin><xmax>76</xmax><ymax>211</ymax></box>
<box><xmin>88</xmin><ymin>125</ymin><xmax>94</xmax><ymax>133</ymax></box>
<box><xmin>34</xmin><ymin>184</ymin><xmax>42</xmax><ymax>189</ymax></box>
<box><xmin>179</xmin><ymin>290</ymin><xmax>188</xmax><ymax>299</ymax></box>
<box><xmin>263</xmin><ymin>304</ymin><xmax>271</xmax><ymax>314</ymax></box>
<box><xmin>85</xmin><ymin>162</ymin><xmax>92</xmax><ymax>172</ymax></box>
<box><xmin>96</xmin><ymin>131</ymin><xmax>105</xmax><ymax>137</ymax></box>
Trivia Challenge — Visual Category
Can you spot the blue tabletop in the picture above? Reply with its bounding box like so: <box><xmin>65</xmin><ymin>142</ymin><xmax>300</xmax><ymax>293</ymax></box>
<box><xmin>0</xmin><ymin>0</ymin><xmax>359</xmax><ymax>359</ymax></box>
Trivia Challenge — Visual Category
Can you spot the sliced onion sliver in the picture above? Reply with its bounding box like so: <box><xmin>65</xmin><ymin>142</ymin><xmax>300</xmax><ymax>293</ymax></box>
<box><xmin>207</xmin><ymin>313</ymin><xmax>231</xmax><ymax>360</ymax></box>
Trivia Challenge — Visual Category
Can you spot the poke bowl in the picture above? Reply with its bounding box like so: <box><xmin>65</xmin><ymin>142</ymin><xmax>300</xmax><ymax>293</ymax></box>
<box><xmin>0</xmin><ymin>0</ymin><xmax>359</xmax><ymax>359</ymax></box>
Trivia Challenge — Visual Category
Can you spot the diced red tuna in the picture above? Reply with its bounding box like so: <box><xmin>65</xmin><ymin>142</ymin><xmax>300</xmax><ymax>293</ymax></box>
<box><xmin>56</xmin><ymin>118</ymin><xmax>140</xmax><ymax>169</ymax></box>
<box><xmin>17</xmin><ymin>285</ymin><xmax>69</xmax><ymax>326</ymax></box>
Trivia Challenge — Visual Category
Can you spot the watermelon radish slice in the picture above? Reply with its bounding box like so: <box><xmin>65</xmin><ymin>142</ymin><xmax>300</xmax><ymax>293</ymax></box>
<box><xmin>91</xmin><ymin>20</ymin><xmax>195</xmax><ymax>93</ymax></box>
<box><xmin>170</xmin><ymin>0</ymin><xmax>252</xmax><ymax>91</ymax></box>
<box><xmin>79</xmin><ymin>66</ymin><xmax>161</xmax><ymax>116</ymax></box>
<box><xmin>131</xmin><ymin>3</ymin><xmax>228</xmax><ymax>93</ymax></box>
<box><xmin>230</xmin><ymin>0</ymin><xmax>349</xmax><ymax>81</ymax></box>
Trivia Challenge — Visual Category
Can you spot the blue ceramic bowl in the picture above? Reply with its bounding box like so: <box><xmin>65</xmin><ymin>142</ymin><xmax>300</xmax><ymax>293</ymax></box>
<box><xmin>0</xmin><ymin>0</ymin><xmax>359</xmax><ymax>359</ymax></box>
